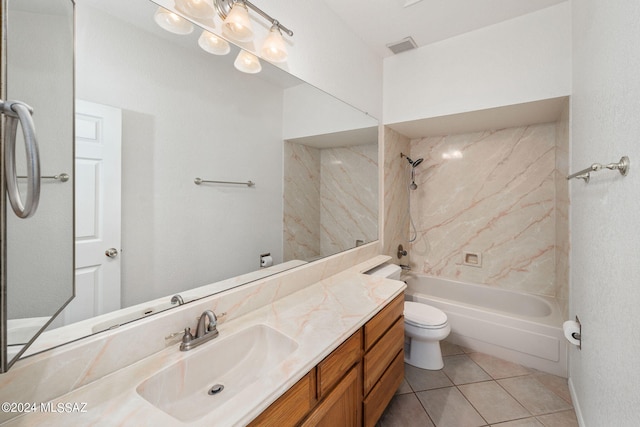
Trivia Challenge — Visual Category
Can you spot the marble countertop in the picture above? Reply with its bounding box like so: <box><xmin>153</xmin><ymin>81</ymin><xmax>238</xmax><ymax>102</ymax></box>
<box><xmin>5</xmin><ymin>262</ymin><xmax>405</xmax><ymax>426</ymax></box>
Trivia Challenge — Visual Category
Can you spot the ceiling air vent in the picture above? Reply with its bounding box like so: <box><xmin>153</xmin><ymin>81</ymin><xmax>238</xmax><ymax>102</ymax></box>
<box><xmin>386</xmin><ymin>36</ymin><xmax>418</xmax><ymax>55</ymax></box>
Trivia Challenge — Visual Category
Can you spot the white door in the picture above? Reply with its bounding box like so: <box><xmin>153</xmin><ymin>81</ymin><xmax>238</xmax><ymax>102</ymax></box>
<box><xmin>63</xmin><ymin>100</ymin><xmax>122</xmax><ymax>325</ymax></box>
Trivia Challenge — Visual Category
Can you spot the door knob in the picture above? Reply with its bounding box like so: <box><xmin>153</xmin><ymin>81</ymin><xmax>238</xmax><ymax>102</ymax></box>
<box><xmin>105</xmin><ymin>248</ymin><xmax>118</xmax><ymax>258</ymax></box>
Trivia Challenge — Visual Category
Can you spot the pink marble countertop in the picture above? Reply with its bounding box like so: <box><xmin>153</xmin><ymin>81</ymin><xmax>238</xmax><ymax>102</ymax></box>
<box><xmin>4</xmin><ymin>261</ymin><xmax>405</xmax><ymax>426</ymax></box>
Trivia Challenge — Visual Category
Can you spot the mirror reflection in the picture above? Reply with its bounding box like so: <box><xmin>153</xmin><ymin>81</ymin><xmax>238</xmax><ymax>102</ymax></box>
<box><xmin>4</xmin><ymin>0</ymin><xmax>74</xmax><ymax>366</ymax></box>
<box><xmin>23</xmin><ymin>0</ymin><xmax>378</xmax><ymax>357</ymax></box>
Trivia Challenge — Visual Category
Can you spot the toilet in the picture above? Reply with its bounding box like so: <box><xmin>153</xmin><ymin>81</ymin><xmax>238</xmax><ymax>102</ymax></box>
<box><xmin>366</xmin><ymin>263</ymin><xmax>451</xmax><ymax>370</ymax></box>
<box><xmin>404</xmin><ymin>301</ymin><xmax>450</xmax><ymax>370</ymax></box>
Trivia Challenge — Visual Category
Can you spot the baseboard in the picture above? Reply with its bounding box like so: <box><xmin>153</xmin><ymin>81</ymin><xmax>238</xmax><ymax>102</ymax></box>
<box><xmin>568</xmin><ymin>376</ymin><xmax>586</xmax><ymax>427</ymax></box>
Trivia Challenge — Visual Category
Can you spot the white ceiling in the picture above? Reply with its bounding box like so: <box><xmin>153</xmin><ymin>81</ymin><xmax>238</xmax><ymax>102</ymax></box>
<box><xmin>320</xmin><ymin>0</ymin><xmax>567</xmax><ymax>58</ymax></box>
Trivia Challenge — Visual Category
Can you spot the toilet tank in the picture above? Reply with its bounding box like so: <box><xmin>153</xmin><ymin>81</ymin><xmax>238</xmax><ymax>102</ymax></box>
<box><xmin>365</xmin><ymin>263</ymin><xmax>402</xmax><ymax>280</ymax></box>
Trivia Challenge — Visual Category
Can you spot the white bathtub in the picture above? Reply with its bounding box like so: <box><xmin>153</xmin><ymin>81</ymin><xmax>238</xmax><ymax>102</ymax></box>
<box><xmin>404</xmin><ymin>274</ymin><xmax>567</xmax><ymax>377</ymax></box>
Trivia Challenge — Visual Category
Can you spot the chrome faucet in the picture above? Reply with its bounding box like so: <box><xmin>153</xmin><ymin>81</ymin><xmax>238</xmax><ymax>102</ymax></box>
<box><xmin>180</xmin><ymin>310</ymin><xmax>219</xmax><ymax>351</ymax></box>
<box><xmin>399</xmin><ymin>264</ymin><xmax>411</xmax><ymax>271</ymax></box>
<box><xmin>171</xmin><ymin>294</ymin><xmax>185</xmax><ymax>305</ymax></box>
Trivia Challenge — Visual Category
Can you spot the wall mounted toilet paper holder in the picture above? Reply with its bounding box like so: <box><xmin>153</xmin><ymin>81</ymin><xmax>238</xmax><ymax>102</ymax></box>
<box><xmin>563</xmin><ymin>316</ymin><xmax>582</xmax><ymax>349</ymax></box>
<box><xmin>260</xmin><ymin>252</ymin><xmax>272</xmax><ymax>268</ymax></box>
<box><xmin>573</xmin><ymin>316</ymin><xmax>582</xmax><ymax>350</ymax></box>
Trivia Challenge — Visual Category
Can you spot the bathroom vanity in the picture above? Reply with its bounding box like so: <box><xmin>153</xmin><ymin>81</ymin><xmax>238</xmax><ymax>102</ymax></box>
<box><xmin>249</xmin><ymin>293</ymin><xmax>404</xmax><ymax>427</ymax></box>
<box><xmin>0</xmin><ymin>256</ymin><xmax>405</xmax><ymax>426</ymax></box>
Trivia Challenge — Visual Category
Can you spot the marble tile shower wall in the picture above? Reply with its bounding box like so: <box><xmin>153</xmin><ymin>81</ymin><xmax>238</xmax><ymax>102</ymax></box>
<box><xmin>284</xmin><ymin>141</ymin><xmax>378</xmax><ymax>261</ymax></box>
<box><xmin>320</xmin><ymin>144</ymin><xmax>378</xmax><ymax>255</ymax></box>
<box><xmin>409</xmin><ymin>124</ymin><xmax>559</xmax><ymax>297</ymax></box>
<box><xmin>382</xmin><ymin>127</ymin><xmax>411</xmax><ymax>260</ymax></box>
<box><xmin>284</xmin><ymin>141</ymin><xmax>321</xmax><ymax>261</ymax></box>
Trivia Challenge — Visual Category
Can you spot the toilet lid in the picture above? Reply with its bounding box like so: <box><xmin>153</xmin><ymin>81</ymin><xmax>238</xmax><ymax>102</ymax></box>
<box><xmin>404</xmin><ymin>302</ymin><xmax>447</xmax><ymax>327</ymax></box>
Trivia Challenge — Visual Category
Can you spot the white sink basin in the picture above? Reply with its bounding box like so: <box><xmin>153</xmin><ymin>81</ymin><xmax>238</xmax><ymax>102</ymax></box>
<box><xmin>136</xmin><ymin>324</ymin><xmax>298</xmax><ymax>423</ymax></box>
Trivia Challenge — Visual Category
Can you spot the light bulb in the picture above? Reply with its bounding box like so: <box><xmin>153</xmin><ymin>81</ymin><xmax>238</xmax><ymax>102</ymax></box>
<box><xmin>261</xmin><ymin>25</ymin><xmax>288</xmax><ymax>63</ymax></box>
<box><xmin>198</xmin><ymin>31</ymin><xmax>231</xmax><ymax>55</ymax></box>
<box><xmin>234</xmin><ymin>50</ymin><xmax>262</xmax><ymax>74</ymax></box>
<box><xmin>154</xmin><ymin>7</ymin><xmax>194</xmax><ymax>35</ymax></box>
<box><xmin>222</xmin><ymin>2</ymin><xmax>254</xmax><ymax>42</ymax></box>
<box><xmin>175</xmin><ymin>0</ymin><xmax>214</xmax><ymax>19</ymax></box>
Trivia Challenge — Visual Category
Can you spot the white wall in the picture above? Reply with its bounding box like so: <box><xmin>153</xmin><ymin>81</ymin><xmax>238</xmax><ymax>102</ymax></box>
<box><xmin>570</xmin><ymin>1</ymin><xmax>640</xmax><ymax>425</ymax></box>
<box><xmin>383</xmin><ymin>2</ymin><xmax>571</xmax><ymax>125</ymax></box>
<box><xmin>282</xmin><ymin>84</ymin><xmax>378</xmax><ymax>140</ymax></box>
<box><xmin>263</xmin><ymin>1</ymin><xmax>383</xmax><ymax>120</ymax></box>
<box><xmin>77</xmin><ymin>5</ymin><xmax>285</xmax><ymax>306</ymax></box>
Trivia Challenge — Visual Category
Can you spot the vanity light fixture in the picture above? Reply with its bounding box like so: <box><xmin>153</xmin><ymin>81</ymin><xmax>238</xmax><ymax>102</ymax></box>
<box><xmin>214</xmin><ymin>0</ymin><xmax>294</xmax><ymax>58</ymax></box>
<box><xmin>198</xmin><ymin>30</ymin><xmax>231</xmax><ymax>55</ymax></box>
<box><xmin>234</xmin><ymin>49</ymin><xmax>262</xmax><ymax>74</ymax></box>
<box><xmin>175</xmin><ymin>0</ymin><xmax>214</xmax><ymax>19</ymax></box>
<box><xmin>222</xmin><ymin>1</ymin><xmax>254</xmax><ymax>42</ymax></box>
<box><xmin>155</xmin><ymin>0</ymin><xmax>294</xmax><ymax>73</ymax></box>
<box><xmin>153</xmin><ymin>7</ymin><xmax>194</xmax><ymax>35</ymax></box>
<box><xmin>260</xmin><ymin>22</ymin><xmax>288</xmax><ymax>63</ymax></box>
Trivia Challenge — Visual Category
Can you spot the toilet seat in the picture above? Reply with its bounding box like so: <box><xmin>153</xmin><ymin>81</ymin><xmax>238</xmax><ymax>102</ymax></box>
<box><xmin>404</xmin><ymin>301</ymin><xmax>448</xmax><ymax>329</ymax></box>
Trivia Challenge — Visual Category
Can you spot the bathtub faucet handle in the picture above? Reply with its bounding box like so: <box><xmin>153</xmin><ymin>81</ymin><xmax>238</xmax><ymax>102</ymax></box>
<box><xmin>397</xmin><ymin>244</ymin><xmax>408</xmax><ymax>259</ymax></box>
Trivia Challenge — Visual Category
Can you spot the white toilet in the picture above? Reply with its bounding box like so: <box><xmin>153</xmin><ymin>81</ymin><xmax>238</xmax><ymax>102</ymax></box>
<box><xmin>366</xmin><ymin>263</ymin><xmax>451</xmax><ymax>370</ymax></box>
<box><xmin>404</xmin><ymin>301</ymin><xmax>450</xmax><ymax>370</ymax></box>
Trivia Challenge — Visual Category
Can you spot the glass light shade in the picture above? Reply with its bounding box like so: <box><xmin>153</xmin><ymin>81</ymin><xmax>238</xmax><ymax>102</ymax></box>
<box><xmin>154</xmin><ymin>7</ymin><xmax>194</xmax><ymax>35</ymax></box>
<box><xmin>175</xmin><ymin>0</ymin><xmax>213</xmax><ymax>19</ymax></box>
<box><xmin>222</xmin><ymin>2</ymin><xmax>254</xmax><ymax>42</ymax></box>
<box><xmin>198</xmin><ymin>31</ymin><xmax>231</xmax><ymax>55</ymax></box>
<box><xmin>261</xmin><ymin>27</ymin><xmax>288</xmax><ymax>63</ymax></box>
<box><xmin>234</xmin><ymin>50</ymin><xmax>262</xmax><ymax>74</ymax></box>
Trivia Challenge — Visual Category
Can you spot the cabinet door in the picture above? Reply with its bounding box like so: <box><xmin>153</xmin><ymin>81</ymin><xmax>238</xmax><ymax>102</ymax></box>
<box><xmin>1</xmin><ymin>0</ymin><xmax>75</xmax><ymax>372</ymax></box>
<box><xmin>301</xmin><ymin>365</ymin><xmax>359</xmax><ymax>427</ymax></box>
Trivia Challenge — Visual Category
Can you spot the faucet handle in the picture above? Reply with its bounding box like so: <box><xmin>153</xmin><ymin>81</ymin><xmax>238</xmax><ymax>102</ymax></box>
<box><xmin>182</xmin><ymin>327</ymin><xmax>194</xmax><ymax>344</ymax></box>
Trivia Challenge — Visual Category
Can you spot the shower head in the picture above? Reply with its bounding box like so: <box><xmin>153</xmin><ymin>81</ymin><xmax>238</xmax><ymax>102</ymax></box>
<box><xmin>401</xmin><ymin>153</ymin><xmax>424</xmax><ymax>168</ymax></box>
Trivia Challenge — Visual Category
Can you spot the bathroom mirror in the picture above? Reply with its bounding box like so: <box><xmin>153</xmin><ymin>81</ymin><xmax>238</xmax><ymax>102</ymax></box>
<box><xmin>1</xmin><ymin>0</ymin><xmax>75</xmax><ymax>371</ymax></box>
<box><xmin>12</xmin><ymin>0</ymin><xmax>378</xmax><ymax>359</ymax></box>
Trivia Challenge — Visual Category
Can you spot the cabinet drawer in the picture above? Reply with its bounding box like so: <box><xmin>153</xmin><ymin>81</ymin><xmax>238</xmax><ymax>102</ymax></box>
<box><xmin>363</xmin><ymin>317</ymin><xmax>404</xmax><ymax>396</ymax></box>
<box><xmin>248</xmin><ymin>370</ymin><xmax>316</xmax><ymax>427</ymax></box>
<box><xmin>317</xmin><ymin>330</ymin><xmax>362</xmax><ymax>398</ymax></box>
<box><xmin>363</xmin><ymin>350</ymin><xmax>404</xmax><ymax>427</ymax></box>
<box><xmin>364</xmin><ymin>293</ymin><xmax>404</xmax><ymax>351</ymax></box>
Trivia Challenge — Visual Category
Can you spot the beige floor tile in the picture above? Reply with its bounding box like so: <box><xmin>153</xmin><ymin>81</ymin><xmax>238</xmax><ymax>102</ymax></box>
<box><xmin>498</xmin><ymin>376</ymin><xmax>572</xmax><ymax>416</ymax></box>
<box><xmin>395</xmin><ymin>378</ymin><xmax>413</xmax><ymax>395</ymax></box>
<box><xmin>532</xmin><ymin>373</ymin><xmax>573</xmax><ymax>405</ymax></box>
<box><xmin>491</xmin><ymin>418</ymin><xmax>544</xmax><ymax>427</ymax></box>
<box><xmin>461</xmin><ymin>345</ymin><xmax>476</xmax><ymax>353</ymax></box>
<box><xmin>468</xmin><ymin>352</ymin><xmax>532</xmax><ymax>379</ymax></box>
<box><xmin>377</xmin><ymin>394</ymin><xmax>435</xmax><ymax>427</ymax></box>
<box><xmin>416</xmin><ymin>387</ymin><xmax>486</xmax><ymax>427</ymax></box>
<box><xmin>536</xmin><ymin>410</ymin><xmax>579</xmax><ymax>427</ymax></box>
<box><xmin>459</xmin><ymin>381</ymin><xmax>531</xmax><ymax>424</ymax></box>
<box><xmin>404</xmin><ymin>363</ymin><xmax>453</xmax><ymax>392</ymax></box>
<box><xmin>442</xmin><ymin>354</ymin><xmax>492</xmax><ymax>385</ymax></box>
<box><xmin>441</xmin><ymin>340</ymin><xmax>465</xmax><ymax>356</ymax></box>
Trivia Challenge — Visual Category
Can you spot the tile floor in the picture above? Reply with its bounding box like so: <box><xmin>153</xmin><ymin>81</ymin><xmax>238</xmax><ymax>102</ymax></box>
<box><xmin>378</xmin><ymin>341</ymin><xmax>578</xmax><ymax>427</ymax></box>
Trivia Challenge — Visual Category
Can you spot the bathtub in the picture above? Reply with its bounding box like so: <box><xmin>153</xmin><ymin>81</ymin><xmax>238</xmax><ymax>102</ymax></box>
<box><xmin>404</xmin><ymin>274</ymin><xmax>567</xmax><ymax>377</ymax></box>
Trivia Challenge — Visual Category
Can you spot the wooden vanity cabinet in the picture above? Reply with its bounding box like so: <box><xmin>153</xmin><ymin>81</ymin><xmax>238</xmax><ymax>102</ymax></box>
<box><xmin>362</xmin><ymin>295</ymin><xmax>404</xmax><ymax>427</ymax></box>
<box><xmin>249</xmin><ymin>293</ymin><xmax>404</xmax><ymax>427</ymax></box>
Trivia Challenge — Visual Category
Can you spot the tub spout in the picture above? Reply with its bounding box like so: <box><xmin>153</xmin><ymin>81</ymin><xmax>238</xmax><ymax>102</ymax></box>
<box><xmin>399</xmin><ymin>264</ymin><xmax>411</xmax><ymax>271</ymax></box>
